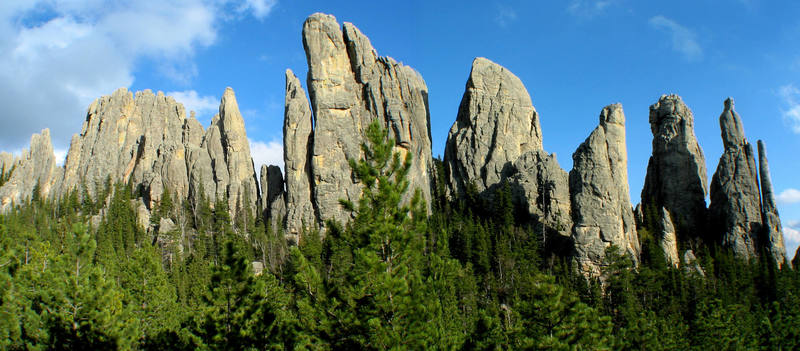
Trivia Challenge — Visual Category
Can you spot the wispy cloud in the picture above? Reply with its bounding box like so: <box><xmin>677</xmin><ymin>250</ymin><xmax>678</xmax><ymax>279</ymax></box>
<box><xmin>778</xmin><ymin>84</ymin><xmax>800</xmax><ymax>133</ymax></box>
<box><xmin>239</xmin><ymin>0</ymin><xmax>277</xmax><ymax>20</ymax></box>
<box><xmin>649</xmin><ymin>15</ymin><xmax>703</xmax><ymax>61</ymax></box>
<box><xmin>567</xmin><ymin>0</ymin><xmax>615</xmax><ymax>18</ymax></box>
<box><xmin>777</xmin><ymin>188</ymin><xmax>800</xmax><ymax>204</ymax></box>
<box><xmin>167</xmin><ymin>90</ymin><xmax>219</xmax><ymax>120</ymax></box>
<box><xmin>249</xmin><ymin>138</ymin><xmax>284</xmax><ymax>179</ymax></box>
<box><xmin>495</xmin><ymin>5</ymin><xmax>517</xmax><ymax>27</ymax></box>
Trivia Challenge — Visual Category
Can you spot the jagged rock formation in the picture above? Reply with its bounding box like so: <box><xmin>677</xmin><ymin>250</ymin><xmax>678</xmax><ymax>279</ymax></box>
<box><xmin>278</xmin><ymin>13</ymin><xmax>433</xmax><ymax>233</ymax></box>
<box><xmin>570</xmin><ymin>104</ymin><xmax>639</xmax><ymax>277</ymax></box>
<box><xmin>0</xmin><ymin>152</ymin><xmax>13</xmax><ymax>174</ymax></box>
<box><xmin>444</xmin><ymin>57</ymin><xmax>543</xmax><ymax>199</ymax></box>
<box><xmin>508</xmin><ymin>150</ymin><xmax>572</xmax><ymax>237</ymax></box>
<box><xmin>709</xmin><ymin>98</ymin><xmax>763</xmax><ymax>260</ymax></box>
<box><xmin>641</xmin><ymin>94</ymin><xmax>708</xmax><ymax>240</ymax></box>
<box><xmin>54</xmin><ymin>87</ymin><xmax>259</xmax><ymax>222</ymax></box>
<box><xmin>0</xmin><ymin>129</ymin><xmax>60</xmax><ymax>210</ymax></box>
<box><xmin>282</xmin><ymin>69</ymin><xmax>316</xmax><ymax>240</ymax></box>
<box><xmin>758</xmin><ymin>141</ymin><xmax>787</xmax><ymax>267</ymax></box>
<box><xmin>658</xmin><ymin>207</ymin><xmax>680</xmax><ymax>267</ymax></box>
<box><xmin>261</xmin><ymin>164</ymin><xmax>286</xmax><ymax>233</ymax></box>
<box><xmin>443</xmin><ymin>57</ymin><xmax>570</xmax><ymax>236</ymax></box>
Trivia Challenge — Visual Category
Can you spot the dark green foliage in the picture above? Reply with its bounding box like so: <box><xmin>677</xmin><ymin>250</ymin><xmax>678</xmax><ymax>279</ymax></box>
<box><xmin>0</xmin><ymin>124</ymin><xmax>799</xmax><ymax>350</ymax></box>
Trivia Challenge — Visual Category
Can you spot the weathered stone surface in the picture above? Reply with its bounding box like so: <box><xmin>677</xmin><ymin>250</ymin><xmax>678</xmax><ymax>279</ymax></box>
<box><xmin>709</xmin><ymin>98</ymin><xmax>762</xmax><ymax>260</ymax></box>
<box><xmin>283</xmin><ymin>69</ymin><xmax>317</xmax><ymax>238</ymax></box>
<box><xmin>758</xmin><ymin>140</ymin><xmax>788</xmax><ymax>267</ymax></box>
<box><xmin>261</xmin><ymin>164</ymin><xmax>286</xmax><ymax>233</ymax></box>
<box><xmin>56</xmin><ymin>87</ymin><xmax>260</xmax><ymax>221</ymax></box>
<box><xmin>301</xmin><ymin>13</ymin><xmax>433</xmax><ymax>228</ymax></box>
<box><xmin>0</xmin><ymin>129</ymin><xmax>59</xmax><ymax>210</ymax></box>
<box><xmin>508</xmin><ymin>150</ymin><xmax>571</xmax><ymax>237</ymax></box>
<box><xmin>0</xmin><ymin>152</ymin><xmax>13</xmax><ymax>175</ymax></box>
<box><xmin>444</xmin><ymin>57</ymin><xmax>543</xmax><ymax>199</ymax></box>
<box><xmin>658</xmin><ymin>207</ymin><xmax>680</xmax><ymax>267</ymax></box>
<box><xmin>682</xmin><ymin>250</ymin><xmax>705</xmax><ymax>277</ymax></box>
<box><xmin>641</xmin><ymin>94</ymin><xmax>708</xmax><ymax>240</ymax></box>
<box><xmin>570</xmin><ymin>104</ymin><xmax>640</xmax><ymax>277</ymax></box>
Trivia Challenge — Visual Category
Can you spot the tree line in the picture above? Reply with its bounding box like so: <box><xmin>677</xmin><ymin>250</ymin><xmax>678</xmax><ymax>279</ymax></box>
<box><xmin>1</xmin><ymin>122</ymin><xmax>799</xmax><ymax>350</ymax></box>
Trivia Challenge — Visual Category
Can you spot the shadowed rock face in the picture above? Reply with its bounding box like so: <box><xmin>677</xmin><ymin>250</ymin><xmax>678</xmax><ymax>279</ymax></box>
<box><xmin>709</xmin><ymin>98</ymin><xmax>762</xmax><ymax>260</ymax></box>
<box><xmin>641</xmin><ymin>94</ymin><xmax>708</xmax><ymax>241</ymax></box>
<box><xmin>570</xmin><ymin>104</ymin><xmax>639</xmax><ymax>278</ymax></box>
<box><xmin>442</xmin><ymin>57</ymin><xmax>570</xmax><ymax>238</ymax></box>
<box><xmin>758</xmin><ymin>141</ymin><xmax>788</xmax><ymax>267</ymax></box>
<box><xmin>0</xmin><ymin>129</ymin><xmax>59</xmax><ymax>211</ymax></box>
<box><xmin>282</xmin><ymin>69</ymin><xmax>316</xmax><ymax>241</ymax></box>
<box><xmin>444</xmin><ymin>57</ymin><xmax>543</xmax><ymax>200</ymax></box>
<box><xmin>285</xmin><ymin>13</ymin><xmax>433</xmax><ymax>233</ymax></box>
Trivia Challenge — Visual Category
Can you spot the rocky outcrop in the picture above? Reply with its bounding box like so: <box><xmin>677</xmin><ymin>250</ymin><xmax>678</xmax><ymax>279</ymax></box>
<box><xmin>683</xmin><ymin>250</ymin><xmax>705</xmax><ymax>277</ymax></box>
<box><xmin>57</xmin><ymin>87</ymin><xmax>260</xmax><ymax>221</ymax></box>
<box><xmin>758</xmin><ymin>141</ymin><xmax>787</xmax><ymax>267</ymax></box>
<box><xmin>709</xmin><ymin>98</ymin><xmax>762</xmax><ymax>260</ymax></box>
<box><xmin>442</xmin><ymin>57</ymin><xmax>570</xmax><ymax>237</ymax></box>
<box><xmin>508</xmin><ymin>150</ymin><xmax>572</xmax><ymax>237</ymax></box>
<box><xmin>283</xmin><ymin>13</ymin><xmax>433</xmax><ymax>232</ymax></box>
<box><xmin>261</xmin><ymin>164</ymin><xmax>286</xmax><ymax>233</ymax></box>
<box><xmin>0</xmin><ymin>129</ymin><xmax>60</xmax><ymax>210</ymax></box>
<box><xmin>282</xmin><ymin>69</ymin><xmax>316</xmax><ymax>239</ymax></box>
<box><xmin>570</xmin><ymin>104</ymin><xmax>639</xmax><ymax>277</ymax></box>
<box><xmin>658</xmin><ymin>207</ymin><xmax>680</xmax><ymax>267</ymax></box>
<box><xmin>444</xmin><ymin>57</ymin><xmax>543</xmax><ymax>199</ymax></box>
<box><xmin>641</xmin><ymin>94</ymin><xmax>708</xmax><ymax>240</ymax></box>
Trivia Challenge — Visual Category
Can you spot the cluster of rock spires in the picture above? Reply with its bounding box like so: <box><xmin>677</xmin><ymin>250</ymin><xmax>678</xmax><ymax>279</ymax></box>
<box><xmin>0</xmin><ymin>12</ymin><xmax>790</xmax><ymax>278</ymax></box>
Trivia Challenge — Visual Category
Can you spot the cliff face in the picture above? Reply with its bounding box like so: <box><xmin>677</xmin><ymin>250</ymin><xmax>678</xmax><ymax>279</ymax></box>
<box><xmin>263</xmin><ymin>13</ymin><xmax>434</xmax><ymax>239</ymax></box>
<box><xmin>707</xmin><ymin>99</ymin><xmax>787</xmax><ymax>265</ymax></box>
<box><xmin>641</xmin><ymin>95</ymin><xmax>709</xmax><ymax>241</ymax></box>
<box><xmin>708</xmin><ymin>98</ymin><xmax>763</xmax><ymax>260</ymax></box>
<box><xmin>17</xmin><ymin>87</ymin><xmax>261</xmax><ymax>223</ymax></box>
<box><xmin>570</xmin><ymin>104</ymin><xmax>640</xmax><ymax>277</ymax></box>
<box><xmin>0</xmin><ymin>129</ymin><xmax>60</xmax><ymax>210</ymax></box>
<box><xmin>443</xmin><ymin>57</ymin><xmax>571</xmax><ymax>238</ymax></box>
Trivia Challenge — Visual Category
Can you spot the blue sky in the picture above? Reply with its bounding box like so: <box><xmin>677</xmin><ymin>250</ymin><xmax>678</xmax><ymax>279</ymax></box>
<box><xmin>2</xmin><ymin>0</ymin><xmax>800</xmax><ymax>257</ymax></box>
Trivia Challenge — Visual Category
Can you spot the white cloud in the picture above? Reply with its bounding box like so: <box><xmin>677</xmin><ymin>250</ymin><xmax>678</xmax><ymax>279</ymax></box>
<box><xmin>54</xmin><ymin>148</ymin><xmax>67</xmax><ymax>167</ymax></box>
<box><xmin>777</xmin><ymin>188</ymin><xmax>800</xmax><ymax>205</ymax></box>
<box><xmin>495</xmin><ymin>5</ymin><xmax>517</xmax><ymax>27</ymax></box>
<box><xmin>649</xmin><ymin>15</ymin><xmax>703</xmax><ymax>61</ymax></box>
<box><xmin>249</xmin><ymin>138</ymin><xmax>284</xmax><ymax>179</ymax></box>
<box><xmin>0</xmin><ymin>0</ymin><xmax>276</xmax><ymax>153</ymax></box>
<box><xmin>168</xmin><ymin>90</ymin><xmax>219</xmax><ymax>118</ymax></box>
<box><xmin>778</xmin><ymin>84</ymin><xmax>800</xmax><ymax>133</ymax></box>
<box><xmin>240</xmin><ymin>0</ymin><xmax>277</xmax><ymax>19</ymax></box>
<box><xmin>568</xmin><ymin>0</ymin><xmax>615</xmax><ymax>18</ymax></box>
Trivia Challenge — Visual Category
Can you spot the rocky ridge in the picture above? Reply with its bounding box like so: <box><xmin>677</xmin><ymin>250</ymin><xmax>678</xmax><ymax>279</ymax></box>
<box><xmin>0</xmin><ymin>12</ymin><xmax>791</xmax><ymax>279</ymax></box>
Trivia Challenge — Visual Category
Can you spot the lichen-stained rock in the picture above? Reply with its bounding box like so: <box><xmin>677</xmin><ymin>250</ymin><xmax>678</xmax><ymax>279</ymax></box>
<box><xmin>508</xmin><ymin>150</ymin><xmax>571</xmax><ymax>237</ymax></box>
<box><xmin>570</xmin><ymin>104</ymin><xmax>639</xmax><ymax>278</ymax></box>
<box><xmin>641</xmin><ymin>94</ymin><xmax>708</xmax><ymax>240</ymax></box>
<box><xmin>757</xmin><ymin>140</ymin><xmax>788</xmax><ymax>267</ymax></box>
<box><xmin>302</xmin><ymin>13</ymin><xmax>433</xmax><ymax>227</ymax></box>
<box><xmin>709</xmin><ymin>98</ymin><xmax>763</xmax><ymax>260</ymax></box>
<box><xmin>658</xmin><ymin>207</ymin><xmax>680</xmax><ymax>267</ymax></box>
<box><xmin>444</xmin><ymin>57</ymin><xmax>543</xmax><ymax>200</ymax></box>
<box><xmin>0</xmin><ymin>129</ymin><xmax>59</xmax><ymax>210</ymax></box>
<box><xmin>283</xmin><ymin>69</ymin><xmax>317</xmax><ymax>238</ymax></box>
